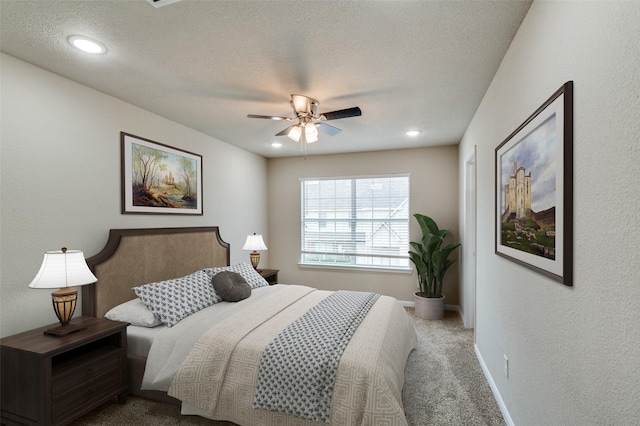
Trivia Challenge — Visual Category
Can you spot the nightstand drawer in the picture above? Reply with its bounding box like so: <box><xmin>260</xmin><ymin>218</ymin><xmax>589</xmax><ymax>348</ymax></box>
<box><xmin>53</xmin><ymin>372</ymin><xmax>122</xmax><ymax>423</ymax></box>
<box><xmin>52</xmin><ymin>348</ymin><xmax>121</xmax><ymax>395</ymax></box>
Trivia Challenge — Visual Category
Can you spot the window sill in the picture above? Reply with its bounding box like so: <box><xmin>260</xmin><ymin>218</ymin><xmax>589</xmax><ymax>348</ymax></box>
<box><xmin>298</xmin><ymin>263</ymin><xmax>412</xmax><ymax>274</ymax></box>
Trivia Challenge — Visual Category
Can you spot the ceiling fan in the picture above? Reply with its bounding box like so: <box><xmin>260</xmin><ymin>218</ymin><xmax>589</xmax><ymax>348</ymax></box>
<box><xmin>247</xmin><ymin>94</ymin><xmax>361</xmax><ymax>143</ymax></box>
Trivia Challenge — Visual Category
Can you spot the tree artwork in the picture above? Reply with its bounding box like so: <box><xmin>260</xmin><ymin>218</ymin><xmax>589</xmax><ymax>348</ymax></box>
<box><xmin>123</xmin><ymin>135</ymin><xmax>201</xmax><ymax>213</ymax></box>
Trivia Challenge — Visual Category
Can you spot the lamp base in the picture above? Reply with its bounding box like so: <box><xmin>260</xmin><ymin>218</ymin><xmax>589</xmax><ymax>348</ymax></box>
<box><xmin>44</xmin><ymin>323</ymin><xmax>85</xmax><ymax>336</ymax></box>
<box><xmin>47</xmin><ymin>287</ymin><xmax>79</xmax><ymax>336</ymax></box>
<box><xmin>250</xmin><ymin>251</ymin><xmax>260</xmax><ymax>269</ymax></box>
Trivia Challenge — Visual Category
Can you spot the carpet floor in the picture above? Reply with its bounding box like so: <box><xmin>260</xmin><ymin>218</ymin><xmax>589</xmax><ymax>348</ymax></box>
<box><xmin>71</xmin><ymin>309</ymin><xmax>504</xmax><ymax>425</ymax></box>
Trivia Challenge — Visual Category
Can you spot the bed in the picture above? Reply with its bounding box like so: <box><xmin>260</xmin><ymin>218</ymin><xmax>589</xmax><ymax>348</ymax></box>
<box><xmin>82</xmin><ymin>227</ymin><xmax>416</xmax><ymax>425</ymax></box>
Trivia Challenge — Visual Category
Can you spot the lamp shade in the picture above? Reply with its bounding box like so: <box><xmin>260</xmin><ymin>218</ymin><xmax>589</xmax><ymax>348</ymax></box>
<box><xmin>29</xmin><ymin>249</ymin><xmax>97</xmax><ymax>289</ymax></box>
<box><xmin>242</xmin><ymin>234</ymin><xmax>268</xmax><ymax>251</ymax></box>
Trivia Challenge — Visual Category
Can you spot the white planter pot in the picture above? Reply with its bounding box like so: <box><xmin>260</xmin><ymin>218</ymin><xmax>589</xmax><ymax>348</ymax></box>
<box><xmin>414</xmin><ymin>293</ymin><xmax>445</xmax><ymax>320</ymax></box>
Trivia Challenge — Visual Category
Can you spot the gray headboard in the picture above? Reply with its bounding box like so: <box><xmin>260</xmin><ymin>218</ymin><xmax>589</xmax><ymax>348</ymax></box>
<box><xmin>82</xmin><ymin>227</ymin><xmax>230</xmax><ymax>318</ymax></box>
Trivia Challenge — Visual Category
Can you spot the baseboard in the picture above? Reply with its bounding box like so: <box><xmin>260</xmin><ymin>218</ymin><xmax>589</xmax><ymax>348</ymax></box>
<box><xmin>474</xmin><ymin>344</ymin><xmax>514</xmax><ymax>426</ymax></box>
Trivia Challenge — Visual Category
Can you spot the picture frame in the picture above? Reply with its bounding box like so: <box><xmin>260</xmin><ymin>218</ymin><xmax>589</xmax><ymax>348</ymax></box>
<box><xmin>495</xmin><ymin>81</ymin><xmax>573</xmax><ymax>286</ymax></box>
<box><xmin>121</xmin><ymin>132</ymin><xmax>203</xmax><ymax>215</ymax></box>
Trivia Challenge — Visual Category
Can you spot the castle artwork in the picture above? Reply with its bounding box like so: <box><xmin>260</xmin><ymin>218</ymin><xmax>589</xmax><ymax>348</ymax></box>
<box><xmin>499</xmin><ymin>114</ymin><xmax>557</xmax><ymax>260</ymax></box>
<box><xmin>495</xmin><ymin>81</ymin><xmax>572</xmax><ymax>286</ymax></box>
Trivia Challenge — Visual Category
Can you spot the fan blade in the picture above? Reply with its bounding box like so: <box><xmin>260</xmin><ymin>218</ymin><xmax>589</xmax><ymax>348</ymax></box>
<box><xmin>247</xmin><ymin>114</ymin><xmax>293</xmax><ymax>121</ymax></box>
<box><xmin>275</xmin><ymin>125</ymin><xmax>294</xmax><ymax>136</ymax></box>
<box><xmin>320</xmin><ymin>107</ymin><xmax>361</xmax><ymax>121</ymax></box>
<box><xmin>317</xmin><ymin>122</ymin><xmax>342</xmax><ymax>136</ymax></box>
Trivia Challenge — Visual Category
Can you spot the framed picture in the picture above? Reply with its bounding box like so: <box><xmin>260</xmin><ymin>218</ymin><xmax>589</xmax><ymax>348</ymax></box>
<box><xmin>121</xmin><ymin>132</ymin><xmax>203</xmax><ymax>215</ymax></box>
<box><xmin>495</xmin><ymin>81</ymin><xmax>573</xmax><ymax>286</ymax></box>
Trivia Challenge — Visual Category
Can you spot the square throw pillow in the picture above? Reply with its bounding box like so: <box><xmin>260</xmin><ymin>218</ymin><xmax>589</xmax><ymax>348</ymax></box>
<box><xmin>203</xmin><ymin>263</ymin><xmax>269</xmax><ymax>289</ymax></box>
<box><xmin>212</xmin><ymin>271</ymin><xmax>251</xmax><ymax>302</ymax></box>
<box><xmin>132</xmin><ymin>269</ymin><xmax>221</xmax><ymax>327</ymax></box>
<box><xmin>104</xmin><ymin>298</ymin><xmax>163</xmax><ymax>328</ymax></box>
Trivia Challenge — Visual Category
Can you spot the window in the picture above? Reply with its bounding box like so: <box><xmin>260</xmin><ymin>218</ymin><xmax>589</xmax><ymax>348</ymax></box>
<box><xmin>300</xmin><ymin>174</ymin><xmax>410</xmax><ymax>271</ymax></box>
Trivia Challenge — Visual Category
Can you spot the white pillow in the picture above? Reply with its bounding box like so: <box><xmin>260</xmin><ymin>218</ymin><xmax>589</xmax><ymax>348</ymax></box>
<box><xmin>104</xmin><ymin>298</ymin><xmax>163</xmax><ymax>328</ymax></box>
<box><xmin>203</xmin><ymin>263</ymin><xmax>269</xmax><ymax>289</ymax></box>
<box><xmin>132</xmin><ymin>269</ymin><xmax>221</xmax><ymax>327</ymax></box>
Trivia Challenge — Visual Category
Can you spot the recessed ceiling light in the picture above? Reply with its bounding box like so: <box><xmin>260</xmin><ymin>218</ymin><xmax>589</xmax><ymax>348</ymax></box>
<box><xmin>406</xmin><ymin>130</ymin><xmax>421</xmax><ymax>137</ymax></box>
<box><xmin>68</xmin><ymin>36</ymin><xmax>107</xmax><ymax>55</ymax></box>
<box><xmin>271</xmin><ymin>142</ymin><xmax>283</xmax><ymax>148</ymax></box>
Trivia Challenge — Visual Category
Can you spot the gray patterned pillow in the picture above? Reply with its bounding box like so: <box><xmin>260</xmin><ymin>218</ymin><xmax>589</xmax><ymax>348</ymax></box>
<box><xmin>212</xmin><ymin>271</ymin><xmax>251</xmax><ymax>302</ymax></box>
<box><xmin>203</xmin><ymin>263</ymin><xmax>269</xmax><ymax>289</ymax></box>
<box><xmin>132</xmin><ymin>269</ymin><xmax>221</xmax><ymax>327</ymax></box>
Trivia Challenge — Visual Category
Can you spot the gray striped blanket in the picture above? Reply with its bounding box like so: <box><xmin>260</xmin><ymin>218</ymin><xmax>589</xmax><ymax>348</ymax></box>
<box><xmin>252</xmin><ymin>290</ymin><xmax>380</xmax><ymax>422</ymax></box>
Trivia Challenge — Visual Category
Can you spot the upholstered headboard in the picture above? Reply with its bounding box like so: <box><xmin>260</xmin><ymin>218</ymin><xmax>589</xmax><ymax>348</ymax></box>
<box><xmin>82</xmin><ymin>227</ymin><xmax>230</xmax><ymax>318</ymax></box>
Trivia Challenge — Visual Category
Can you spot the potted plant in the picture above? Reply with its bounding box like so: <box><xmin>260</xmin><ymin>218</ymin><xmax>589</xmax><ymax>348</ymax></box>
<box><xmin>408</xmin><ymin>214</ymin><xmax>461</xmax><ymax>320</ymax></box>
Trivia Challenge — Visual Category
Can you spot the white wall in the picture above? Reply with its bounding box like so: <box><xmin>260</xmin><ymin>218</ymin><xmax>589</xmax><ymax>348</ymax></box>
<box><xmin>268</xmin><ymin>146</ymin><xmax>459</xmax><ymax>304</ymax></box>
<box><xmin>459</xmin><ymin>2</ymin><xmax>640</xmax><ymax>425</ymax></box>
<box><xmin>0</xmin><ymin>54</ymin><xmax>269</xmax><ymax>337</ymax></box>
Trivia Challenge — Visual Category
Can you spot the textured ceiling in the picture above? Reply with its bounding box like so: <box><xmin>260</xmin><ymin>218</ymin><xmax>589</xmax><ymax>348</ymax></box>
<box><xmin>0</xmin><ymin>0</ymin><xmax>531</xmax><ymax>158</ymax></box>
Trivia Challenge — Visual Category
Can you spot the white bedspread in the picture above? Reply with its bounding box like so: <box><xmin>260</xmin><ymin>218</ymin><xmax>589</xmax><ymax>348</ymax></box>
<box><xmin>141</xmin><ymin>284</ymin><xmax>416</xmax><ymax>426</ymax></box>
<box><xmin>141</xmin><ymin>285</ymin><xmax>279</xmax><ymax>391</ymax></box>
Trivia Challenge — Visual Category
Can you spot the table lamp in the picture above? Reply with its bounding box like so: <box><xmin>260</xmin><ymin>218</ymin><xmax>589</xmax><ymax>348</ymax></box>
<box><xmin>242</xmin><ymin>233</ymin><xmax>268</xmax><ymax>269</ymax></box>
<box><xmin>29</xmin><ymin>247</ymin><xmax>98</xmax><ymax>336</ymax></box>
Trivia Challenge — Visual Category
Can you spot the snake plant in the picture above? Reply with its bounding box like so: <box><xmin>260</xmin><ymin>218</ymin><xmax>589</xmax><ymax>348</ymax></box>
<box><xmin>408</xmin><ymin>214</ymin><xmax>461</xmax><ymax>298</ymax></box>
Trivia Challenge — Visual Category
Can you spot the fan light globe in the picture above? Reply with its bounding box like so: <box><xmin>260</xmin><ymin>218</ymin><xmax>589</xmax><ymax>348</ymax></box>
<box><xmin>305</xmin><ymin>124</ymin><xmax>319</xmax><ymax>143</ymax></box>
<box><xmin>288</xmin><ymin>125</ymin><xmax>302</xmax><ymax>142</ymax></box>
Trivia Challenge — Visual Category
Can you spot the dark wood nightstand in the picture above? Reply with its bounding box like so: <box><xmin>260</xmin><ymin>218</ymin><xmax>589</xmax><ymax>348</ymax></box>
<box><xmin>1</xmin><ymin>316</ymin><xmax>129</xmax><ymax>426</ymax></box>
<box><xmin>258</xmin><ymin>268</ymin><xmax>279</xmax><ymax>285</ymax></box>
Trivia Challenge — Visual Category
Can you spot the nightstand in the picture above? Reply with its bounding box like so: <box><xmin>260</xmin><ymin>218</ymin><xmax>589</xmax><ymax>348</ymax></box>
<box><xmin>1</xmin><ymin>316</ymin><xmax>129</xmax><ymax>426</ymax></box>
<box><xmin>258</xmin><ymin>268</ymin><xmax>279</xmax><ymax>285</ymax></box>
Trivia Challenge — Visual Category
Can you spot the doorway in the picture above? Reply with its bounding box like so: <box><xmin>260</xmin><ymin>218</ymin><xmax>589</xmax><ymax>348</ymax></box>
<box><xmin>463</xmin><ymin>148</ymin><xmax>477</xmax><ymax>329</ymax></box>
